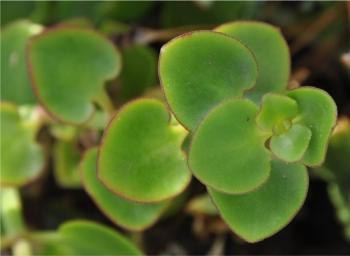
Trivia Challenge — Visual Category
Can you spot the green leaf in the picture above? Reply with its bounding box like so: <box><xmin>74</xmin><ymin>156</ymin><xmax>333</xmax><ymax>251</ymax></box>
<box><xmin>27</xmin><ymin>27</ymin><xmax>121</xmax><ymax>124</ymax></box>
<box><xmin>216</xmin><ymin>21</ymin><xmax>290</xmax><ymax>102</ymax></box>
<box><xmin>159</xmin><ymin>31</ymin><xmax>257</xmax><ymax>131</ymax></box>
<box><xmin>118</xmin><ymin>44</ymin><xmax>157</xmax><ymax>102</ymax></box>
<box><xmin>98</xmin><ymin>99</ymin><xmax>191</xmax><ymax>203</ymax></box>
<box><xmin>1</xmin><ymin>20</ymin><xmax>43</xmax><ymax>104</ymax></box>
<box><xmin>324</xmin><ymin>117</ymin><xmax>350</xmax><ymax>199</ymax></box>
<box><xmin>209</xmin><ymin>160</ymin><xmax>308</xmax><ymax>243</ymax></box>
<box><xmin>189</xmin><ymin>99</ymin><xmax>270</xmax><ymax>194</ymax></box>
<box><xmin>0</xmin><ymin>103</ymin><xmax>45</xmax><ymax>186</ymax></box>
<box><xmin>256</xmin><ymin>93</ymin><xmax>298</xmax><ymax>133</ymax></box>
<box><xmin>287</xmin><ymin>87</ymin><xmax>337</xmax><ymax>166</ymax></box>
<box><xmin>59</xmin><ymin>220</ymin><xmax>142</xmax><ymax>255</ymax></box>
<box><xmin>53</xmin><ymin>140</ymin><xmax>81</xmax><ymax>188</ymax></box>
<box><xmin>270</xmin><ymin>124</ymin><xmax>312</xmax><ymax>162</ymax></box>
<box><xmin>81</xmin><ymin>148</ymin><xmax>169</xmax><ymax>231</ymax></box>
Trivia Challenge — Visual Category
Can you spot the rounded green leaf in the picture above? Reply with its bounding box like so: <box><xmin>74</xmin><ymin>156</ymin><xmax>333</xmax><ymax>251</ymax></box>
<box><xmin>59</xmin><ymin>220</ymin><xmax>142</xmax><ymax>255</ymax></box>
<box><xmin>216</xmin><ymin>21</ymin><xmax>290</xmax><ymax>102</ymax></box>
<box><xmin>159</xmin><ymin>31</ymin><xmax>258</xmax><ymax>131</ymax></box>
<box><xmin>81</xmin><ymin>148</ymin><xmax>169</xmax><ymax>231</ymax></box>
<box><xmin>1</xmin><ymin>20</ymin><xmax>43</xmax><ymax>104</ymax></box>
<box><xmin>189</xmin><ymin>99</ymin><xmax>270</xmax><ymax>194</ymax></box>
<box><xmin>287</xmin><ymin>87</ymin><xmax>337</xmax><ymax>166</ymax></box>
<box><xmin>256</xmin><ymin>93</ymin><xmax>298</xmax><ymax>133</ymax></box>
<box><xmin>270</xmin><ymin>124</ymin><xmax>312</xmax><ymax>162</ymax></box>
<box><xmin>0</xmin><ymin>103</ymin><xmax>45</xmax><ymax>186</ymax></box>
<box><xmin>27</xmin><ymin>27</ymin><xmax>121</xmax><ymax>124</ymax></box>
<box><xmin>118</xmin><ymin>44</ymin><xmax>157</xmax><ymax>102</ymax></box>
<box><xmin>53</xmin><ymin>139</ymin><xmax>81</xmax><ymax>188</ymax></box>
<box><xmin>98</xmin><ymin>99</ymin><xmax>191</xmax><ymax>203</ymax></box>
<box><xmin>209</xmin><ymin>160</ymin><xmax>308</xmax><ymax>243</ymax></box>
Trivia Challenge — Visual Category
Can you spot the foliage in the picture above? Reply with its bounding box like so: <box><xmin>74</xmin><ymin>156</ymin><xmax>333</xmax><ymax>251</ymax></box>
<box><xmin>1</xmin><ymin>1</ymin><xmax>346</xmax><ymax>254</ymax></box>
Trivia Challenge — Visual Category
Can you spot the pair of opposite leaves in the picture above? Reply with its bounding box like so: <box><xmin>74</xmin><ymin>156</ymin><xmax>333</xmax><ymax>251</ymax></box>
<box><xmin>11</xmin><ymin>20</ymin><xmax>336</xmax><ymax>242</ymax></box>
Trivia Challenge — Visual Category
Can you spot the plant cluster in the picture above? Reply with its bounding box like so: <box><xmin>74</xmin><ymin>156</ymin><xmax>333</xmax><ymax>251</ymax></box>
<box><xmin>1</xmin><ymin>18</ymin><xmax>338</xmax><ymax>254</ymax></box>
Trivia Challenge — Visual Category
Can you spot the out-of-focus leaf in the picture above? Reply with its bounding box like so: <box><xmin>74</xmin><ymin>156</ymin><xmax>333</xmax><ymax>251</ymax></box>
<box><xmin>59</xmin><ymin>220</ymin><xmax>143</xmax><ymax>255</ymax></box>
<box><xmin>27</xmin><ymin>27</ymin><xmax>121</xmax><ymax>124</ymax></box>
<box><xmin>0</xmin><ymin>103</ymin><xmax>45</xmax><ymax>186</ymax></box>
<box><xmin>1</xmin><ymin>20</ymin><xmax>43</xmax><ymax>104</ymax></box>
<box><xmin>117</xmin><ymin>44</ymin><xmax>157</xmax><ymax>102</ymax></box>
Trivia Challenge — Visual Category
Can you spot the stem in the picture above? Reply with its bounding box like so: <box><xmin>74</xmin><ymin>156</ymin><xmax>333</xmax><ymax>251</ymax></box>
<box><xmin>12</xmin><ymin>239</ymin><xmax>32</xmax><ymax>256</ymax></box>
<box><xmin>93</xmin><ymin>88</ymin><xmax>115</xmax><ymax>114</ymax></box>
<box><xmin>0</xmin><ymin>188</ymin><xmax>26</xmax><ymax>238</ymax></box>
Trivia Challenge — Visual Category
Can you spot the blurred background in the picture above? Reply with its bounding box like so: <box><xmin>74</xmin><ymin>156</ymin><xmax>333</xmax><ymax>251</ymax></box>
<box><xmin>1</xmin><ymin>1</ymin><xmax>350</xmax><ymax>255</ymax></box>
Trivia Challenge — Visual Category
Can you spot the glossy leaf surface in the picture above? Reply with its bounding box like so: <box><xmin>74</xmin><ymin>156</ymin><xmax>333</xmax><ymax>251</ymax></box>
<box><xmin>209</xmin><ymin>160</ymin><xmax>308</xmax><ymax>243</ymax></box>
<box><xmin>98</xmin><ymin>99</ymin><xmax>191</xmax><ymax>202</ymax></box>
<box><xmin>27</xmin><ymin>27</ymin><xmax>121</xmax><ymax>124</ymax></box>
<box><xmin>81</xmin><ymin>148</ymin><xmax>169</xmax><ymax>231</ymax></box>
<box><xmin>189</xmin><ymin>99</ymin><xmax>270</xmax><ymax>194</ymax></box>
<box><xmin>216</xmin><ymin>21</ymin><xmax>290</xmax><ymax>102</ymax></box>
<box><xmin>0</xmin><ymin>103</ymin><xmax>45</xmax><ymax>186</ymax></box>
<box><xmin>270</xmin><ymin>124</ymin><xmax>312</xmax><ymax>162</ymax></box>
<box><xmin>256</xmin><ymin>93</ymin><xmax>298</xmax><ymax>133</ymax></box>
<box><xmin>159</xmin><ymin>31</ymin><xmax>257</xmax><ymax>131</ymax></box>
<box><xmin>1</xmin><ymin>21</ymin><xmax>43</xmax><ymax>104</ymax></box>
<box><xmin>59</xmin><ymin>220</ymin><xmax>142</xmax><ymax>255</ymax></box>
<box><xmin>287</xmin><ymin>87</ymin><xmax>337</xmax><ymax>166</ymax></box>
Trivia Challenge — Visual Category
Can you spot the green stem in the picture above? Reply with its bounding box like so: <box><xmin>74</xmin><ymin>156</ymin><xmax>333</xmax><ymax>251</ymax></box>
<box><xmin>0</xmin><ymin>188</ymin><xmax>26</xmax><ymax>238</ymax></box>
<box><xmin>93</xmin><ymin>88</ymin><xmax>115</xmax><ymax>114</ymax></box>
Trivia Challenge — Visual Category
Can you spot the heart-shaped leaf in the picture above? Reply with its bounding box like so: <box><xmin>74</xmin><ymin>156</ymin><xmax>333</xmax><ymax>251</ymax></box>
<box><xmin>0</xmin><ymin>103</ymin><xmax>45</xmax><ymax>186</ymax></box>
<box><xmin>270</xmin><ymin>123</ymin><xmax>312</xmax><ymax>162</ymax></box>
<box><xmin>118</xmin><ymin>44</ymin><xmax>157</xmax><ymax>102</ymax></box>
<box><xmin>98</xmin><ymin>99</ymin><xmax>191</xmax><ymax>203</ymax></box>
<box><xmin>215</xmin><ymin>21</ymin><xmax>290</xmax><ymax>102</ymax></box>
<box><xmin>287</xmin><ymin>87</ymin><xmax>337</xmax><ymax>166</ymax></box>
<box><xmin>208</xmin><ymin>159</ymin><xmax>308</xmax><ymax>243</ymax></box>
<box><xmin>53</xmin><ymin>140</ymin><xmax>81</xmax><ymax>188</ymax></box>
<box><xmin>256</xmin><ymin>93</ymin><xmax>298</xmax><ymax>133</ymax></box>
<box><xmin>81</xmin><ymin>148</ymin><xmax>170</xmax><ymax>231</ymax></box>
<box><xmin>27</xmin><ymin>27</ymin><xmax>121</xmax><ymax>124</ymax></box>
<box><xmin>59</xmin><ymin>220</ymin><xmax>142</xmax><ymax>255</ymax></box>
<box><xmin>1</xmin><ymin>20</ymin><xmax>43</xmax><ymax>104</ymax></box>
<box><xmin>189</xmin><ymin>99</ymin><xmax>270</xmax><ymax>194</ymax></box>
<box><xmin>159</xmin><ymin>31</ymin><xmax>257</xmax><ymax>131</ymax></box>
